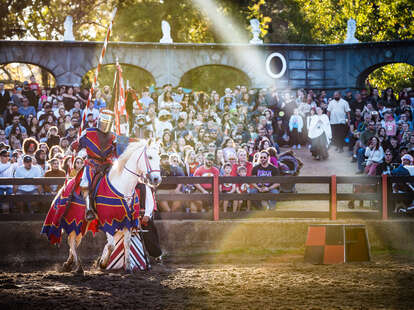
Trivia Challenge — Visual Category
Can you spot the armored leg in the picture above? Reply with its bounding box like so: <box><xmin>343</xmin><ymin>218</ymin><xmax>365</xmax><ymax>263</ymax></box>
<box><xmin>81</xmin><ymin>186</ymin><xmax>95</xmax><ymax>221</ymax></box>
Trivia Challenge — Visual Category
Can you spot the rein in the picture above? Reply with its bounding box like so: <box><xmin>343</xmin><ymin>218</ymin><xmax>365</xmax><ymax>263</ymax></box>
<box><xmin>124</xmin><ymin>146</ymin><xmax>160</xmax><ymax>190</ymax></box>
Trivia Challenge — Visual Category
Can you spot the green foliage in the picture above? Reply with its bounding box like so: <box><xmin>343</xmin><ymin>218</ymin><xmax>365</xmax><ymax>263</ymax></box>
<box><xmin>0</xmin><ymin>0</ymin><xmax>113</xmax><ymax>40</ymax></box>
<box><xmin>180</xmin><ymin>65</ymin><xmax>250</xmax><ymax>94</ymax></box>
<box><xmin>368</xmin><ymin>63</ymin><xmax>414</xmax><ymax>94</ymax></box>
<box><xmin>285</xmin><ymin>0</ymin><xmax>414</xmax><ymax>44</ymax></box>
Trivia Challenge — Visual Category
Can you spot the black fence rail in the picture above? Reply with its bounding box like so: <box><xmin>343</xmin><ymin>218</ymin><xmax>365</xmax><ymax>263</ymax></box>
<box><xmin>0</xmin><ymin>175</ymin><xmax>413</xmax><ymax>220</ymax></box>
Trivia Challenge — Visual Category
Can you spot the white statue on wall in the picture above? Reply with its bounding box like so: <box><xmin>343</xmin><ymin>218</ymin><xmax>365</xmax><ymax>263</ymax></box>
<box><xmin>160</xmin><ymin>20</ymin><xmax>173</xmax><ymax>43</ymax></box>
<box><xmin>63</xmin><ymin>16</ymin><xmax>75</xmax><ymax>41</ymax></box>
<box><xmin>344</xmin><ymin>18</ymin><xmax>359</xmax><ymax>43</ymax></box>
<box><xmin>249</xmin><ymin>19</ymin><xmax>263</xmax><ymax>44</ymax></box>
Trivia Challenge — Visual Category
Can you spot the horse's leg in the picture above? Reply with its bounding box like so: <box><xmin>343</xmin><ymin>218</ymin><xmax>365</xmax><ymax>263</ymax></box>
<box><xmin>99</xmin><ymin>233</ymin><xmax>115</xmax><ymax>269</ymax></box>
<box><xmin>72</xmin><ymin>232</ymin><xmax>84</xmax><ymax>274</ymax></box>
<box><xmin>123</xmin><ymin>228</ymin><xmax>132</xmax><ymax>273</ymax></box>
<box><xmin>62</xmin><ymin>231</ymin><xmax>75</xmax><ymax>272</ymax></box>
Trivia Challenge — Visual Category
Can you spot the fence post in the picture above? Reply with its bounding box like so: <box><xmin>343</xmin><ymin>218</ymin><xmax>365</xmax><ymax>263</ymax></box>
<box><xmin>330</xmin><ymin>175</ymin><xmax>337</xmax><ymax>220</ymax></box>
<box><xmin>213</xmin><ymin>175</ymin><xmax>219</xmax><ymax>221</ymax></box>
<box><xmin>382</xmin><ymin>174</ymin><xmax>388</xmax><ymax>220</ymax></box>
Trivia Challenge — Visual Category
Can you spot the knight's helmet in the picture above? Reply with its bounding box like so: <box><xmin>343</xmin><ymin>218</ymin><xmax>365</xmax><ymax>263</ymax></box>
<box><xmin>97</xmin><ymin>109</ymin><xmax>115</xmax><ymax>133</ymax></box>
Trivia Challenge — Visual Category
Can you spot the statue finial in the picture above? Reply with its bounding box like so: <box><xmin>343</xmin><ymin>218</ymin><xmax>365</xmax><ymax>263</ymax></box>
<box><xmin>160</xmin><ymin>20</ymin><xmax>173</xmax><ymax>44</ymax></box>
<box><xmin>63</xmin><ymin>16</ymin><xmax>75</xmax><ymax>41</ymax></box>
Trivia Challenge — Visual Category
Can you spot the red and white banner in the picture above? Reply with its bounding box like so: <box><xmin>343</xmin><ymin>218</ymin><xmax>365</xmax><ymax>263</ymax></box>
<box><xmin>114</xmin><ymin>60</ymin><xmax>129</xmax><ymax>136</ymax></box>
<box><xmin>106</xmin><ymin>230</ymin><xmax>150</xmax><ymax>271</ymax></box>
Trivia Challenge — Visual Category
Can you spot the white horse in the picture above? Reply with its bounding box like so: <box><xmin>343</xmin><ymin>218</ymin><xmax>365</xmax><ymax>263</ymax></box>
<box><xmin>61</xmin><ymin>140</ymin><xmax>161</xmax><ymax>274</ymax></box>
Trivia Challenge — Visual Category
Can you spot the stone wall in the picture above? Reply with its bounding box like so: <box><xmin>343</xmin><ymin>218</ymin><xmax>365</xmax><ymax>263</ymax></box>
<box><xmin>1</xmin><ymin>220</ymin><xmax>414</xmax><ymax>265</ymax></box>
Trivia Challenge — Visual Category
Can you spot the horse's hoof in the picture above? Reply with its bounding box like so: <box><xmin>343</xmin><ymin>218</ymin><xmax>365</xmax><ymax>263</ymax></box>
<box><xmin>99</xmin><ymin>260</ymin><xmax>107</xmax><ymax>270</ymax></box>
<box><xmin>75</xmin><ymin>266</ymin><xmax>84</xmax><ymax>275</ymax></box>
<box><xmin>61</xmin><ymin>262</ymin><xmax>72</xmax><ymax>272</ymax></box>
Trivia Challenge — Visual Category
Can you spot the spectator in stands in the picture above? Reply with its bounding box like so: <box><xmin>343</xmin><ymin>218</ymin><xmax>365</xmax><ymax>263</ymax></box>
<box><xmin>22</xmin><ymin>137</ymin><xmax>39</xmax><ymax>157</ymax></box>
<box><xmin>289</xmin><ymin>108</ymin><xmax>303</xmax><ymax>149</ymax></box>
<box><xmin>49</xmin><ymin>145</ymin><xmax>63</xmax><ymax>159</ymax></box>
<box><xmin>356</xmin><ymin>121</ymin><xmax>377</xmax><ymax>174</ymax></box>
<box><xmin>22</xmin><ymin>81</ymin><xmax>37</xmax><ymax>108</ymax></box>
<box><xmin>382</xmin><ymin>87</ymin><xmax>397</xmax><ymax>109</ymax></box>
<box><xmin>43</xmin><ymin>157</ymin><xmax>66</xmax><ymax>194</ymax></box>
<box><xmin>69</xmin><ymin>156</ymin><xmax>84</xmax><ymax>178</ymax></box>
<box><xmin>34</xmin><ymin>149</ymin><xmax>48</xmax><ymax>175</ymax></box>
<box><xmin>376</xmin><ymin>150</ymin><xmax>397</xmax><ymax>175</ymax></box>
<box><xmin>13</xmin><ymin>155</ymin><xmax>43</xmax><ymax>213</ymax></box>
<box><xmin>155</xmin><ymin>110</ymin><xmax>173</xmax><ymax>138</ymax></box>
<box><xmin>220</xmin><ymin>162</ymin><xmax>235</xmax><ymax>212</ymax></box>
<box><xmin>18</xmin><ymin>97</ymin><xmax>36</xmax><ymax>118</ymax></box>
<box><xmin>327</xmin><ymin>91</ymin><xmax>351</xmax><ymax>153</ymax></box>
<box><xmin>157</xmin><ymin>153</ymin><xmax>184</xmax><ymax>212</ymax></box>
<box><xmin>0</xmin><ymin>148</ymin><xmax>15</xmax><ymax>213</ymax></box>
<box><xmin>364</xmin><ymin>136</ymin><xmax>384</xmax><ymax>175</ymax></box>
<box><xmin>231</xmin><ymin>149</ymin><xmax>253</xmax><ymax>176</ymax></box>
<box><xmin>0</xmin><ymin>130</ymin><xmax>8</xmax><ymax>146</ymax></box>
<box><xmin>250</xmin><ymin>149</ymin><xmax>280</xmax><ymax>210</ymax></box>
<box><xmin>192</xmin><ymin>153</ymin><xmax>220</xmax><ymax>212</ymax></box>
<box><xmin>0</xmin><ymin>83</ymin><xmax>11</xmax><ymax>115</ymax></box>
<box><xmin>5</xmin><ymin>115</ymin><xmax>27</xmax><ymax>138</ymax></box>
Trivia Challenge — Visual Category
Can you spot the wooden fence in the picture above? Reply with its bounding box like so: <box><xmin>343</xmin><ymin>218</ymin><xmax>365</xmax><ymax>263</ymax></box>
<box><xmin>0</xmin><ymin>175</ymin><xmax>413</xmax><ymax>221</ymax></box>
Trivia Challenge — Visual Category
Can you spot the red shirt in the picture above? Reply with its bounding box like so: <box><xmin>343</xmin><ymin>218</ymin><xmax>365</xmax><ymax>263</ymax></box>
<box><xmin>231</xmin><ymin>161</ymin><xmax>253</xmax><ymax>176</ymax></box>
<box><xmin>193</xmin><ymin>165</ymin><xmax>220</xmax><ymax>190</ymax></box>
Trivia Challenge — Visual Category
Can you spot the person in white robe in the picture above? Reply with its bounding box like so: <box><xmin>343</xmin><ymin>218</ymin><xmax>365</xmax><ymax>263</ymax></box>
<box><xmin>308</xmin><ymin>107</ymin><xmax>332</xmax><ymax>160</ymax></box>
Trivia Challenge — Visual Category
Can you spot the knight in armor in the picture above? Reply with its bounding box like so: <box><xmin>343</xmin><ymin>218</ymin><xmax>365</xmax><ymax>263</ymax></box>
<box><xmin>71</xmin><ymin>110</ymin><xmax>117</xmax><ymax>220</ymax></box>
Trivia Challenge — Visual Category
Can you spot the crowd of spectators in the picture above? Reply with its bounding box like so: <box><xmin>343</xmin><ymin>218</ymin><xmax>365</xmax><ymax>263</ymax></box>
<box><xmin>0</xmin><ymin>74</ymin><xmax>413</xmax><ymax>213</ymax></box>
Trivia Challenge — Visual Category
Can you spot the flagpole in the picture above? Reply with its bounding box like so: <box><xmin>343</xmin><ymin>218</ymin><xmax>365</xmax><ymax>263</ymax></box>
<box><xmin>67</xmin><ymin>7</ymin><xmax>117</xmax><ymax>185</ymax></box>
<box><xmin>78</xmin><ymin>7</ymin><xmax>117</xmax><ymax>137</ymax></box>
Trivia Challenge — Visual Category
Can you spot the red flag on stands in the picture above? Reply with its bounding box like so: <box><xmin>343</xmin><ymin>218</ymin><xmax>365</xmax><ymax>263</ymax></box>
<box><xmin>114</xmin><ymin>61</ymin><xmax>129</xmax><ymax>136</ymax></box>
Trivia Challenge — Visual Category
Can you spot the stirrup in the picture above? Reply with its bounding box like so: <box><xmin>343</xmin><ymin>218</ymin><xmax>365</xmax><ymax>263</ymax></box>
<box><xmin>86</xmin><ymin>210</ymin><xmax>96</xmax><ymax>221</ymax></box>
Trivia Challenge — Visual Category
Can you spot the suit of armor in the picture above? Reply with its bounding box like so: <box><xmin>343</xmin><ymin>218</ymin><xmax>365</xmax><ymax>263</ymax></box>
<box><xmin>72</xmin><ymin>110</ymin><xmax>116</xmax><ymax>220</ymax></box>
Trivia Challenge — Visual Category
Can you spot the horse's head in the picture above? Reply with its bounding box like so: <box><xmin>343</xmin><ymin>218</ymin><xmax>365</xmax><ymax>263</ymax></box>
<box><xmin>141</xmin><ymin>139</ymin><xmax>161</xmax><ymax>187</ymax></box>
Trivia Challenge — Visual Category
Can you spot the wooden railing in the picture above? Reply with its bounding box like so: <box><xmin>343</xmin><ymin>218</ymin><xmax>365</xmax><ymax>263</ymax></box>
<box><xmin>0</xmin><ymin>175</ymin><xmax>413</xmax><ymax>221</ymax></box>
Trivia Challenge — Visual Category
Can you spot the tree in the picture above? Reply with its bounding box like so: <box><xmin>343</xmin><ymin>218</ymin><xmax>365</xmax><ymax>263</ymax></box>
<box><xmin>368</xmin><ymin>63</ymin><xmax>414</xmax><ymax>94</ymax></box>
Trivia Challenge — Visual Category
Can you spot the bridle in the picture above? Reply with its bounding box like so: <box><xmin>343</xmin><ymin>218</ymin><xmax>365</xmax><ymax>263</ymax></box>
<box><xmin>124</xmin><ymin>145</ymin><xmax>160</xmax><ymax>188</ymax></box>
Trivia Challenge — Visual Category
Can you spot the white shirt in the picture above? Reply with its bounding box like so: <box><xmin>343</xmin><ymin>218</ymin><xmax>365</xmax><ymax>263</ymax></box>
<box><xmin>327</xmin><ymin>99</ymin><xmax>350</xmax><ymax>124</ymax></box>
<box><xmin>0</xmin><ymin>162</ymin><xmax>17</xmax><ymax>189</ymax></box>
<box><xmin>82</xmin><ymin>107</ymin><xmax>100</xmax><ymax>120</ymax></box>
<box><xmin>14</xmin><ymin>164</ymin><xmax>42</xmax><ymax>192</ymax></box>
<box><xmin>154</xmin><ymin>119</ymin><xmax>173</xmax><ymax>138</ymax></box>
<box><xmin>365</xmin><ymin>146</ymin><xmax>384</xmax><ymax>165</ymax></box>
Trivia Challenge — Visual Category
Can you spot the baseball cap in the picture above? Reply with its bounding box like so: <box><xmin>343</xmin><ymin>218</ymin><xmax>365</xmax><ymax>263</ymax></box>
<box><xmin>401</xmin><ymin>154</ymin><xmax>413</xmax><ymax>163</ymax></box>
<box><xmin>205</xmin><ymin>153</ymin><xmax>215</xmax><ymax>160</ymax></box>
<box><xmin>0</xmin><ymin>142</ymin><xmax>10</xmax><ymax>150</ymax></box>
<box><xmin>0</xmin><ymin>149</ymin><xmax>10</xmax><ymax>156</ymax></box>
<box><xmin>23</xmin><ymin>155</ymin><xmax>32</xmax><ymax>162</ymax></box>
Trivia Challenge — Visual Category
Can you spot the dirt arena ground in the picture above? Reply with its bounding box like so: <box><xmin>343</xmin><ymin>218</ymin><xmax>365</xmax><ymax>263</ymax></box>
<box><xmin>1</xmin><ymin>147</ymin><xmax>410</xmax><ymax>309</ymax></box>
<box><xmin>1</xmin><ymin>252</ymin><xmax>414</xmax><ymax>310</ymax></box>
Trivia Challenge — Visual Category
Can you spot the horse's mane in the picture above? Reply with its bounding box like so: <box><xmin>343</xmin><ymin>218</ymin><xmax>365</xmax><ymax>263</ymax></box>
<box><xmin>111</xmin><ymin>140</ymin><xmax>148</xmax><ymax>177</ymax></box>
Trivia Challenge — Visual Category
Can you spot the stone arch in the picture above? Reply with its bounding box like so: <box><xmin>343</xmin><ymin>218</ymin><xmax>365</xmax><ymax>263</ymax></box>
<box><xmin>0</xmin><ymin>45</ymin><xmax>83</xmax><ymax>85</ymax></box>
<box><xmin>82</xmin><ymin>63</ymin><xmax>155</xmax><ymax>90</ymax></box>
<box><xmin>350</xmin><ymin>46</ymin><xmax>414</xmax><ymax>89</ymax></box>
<box><xmin>356</xmin><ymin>61</ymin><xmax>414</xmax><ymax>89</ymax></box>
<box><xmin>0</xmin><ymin>61</ymin><xmax>57</xmax><ymax>86</ymax></box>
<box><xmin>179</xmin><ymin>64</ymin><xmax>251</xmax><ymax>93</ymax></box>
